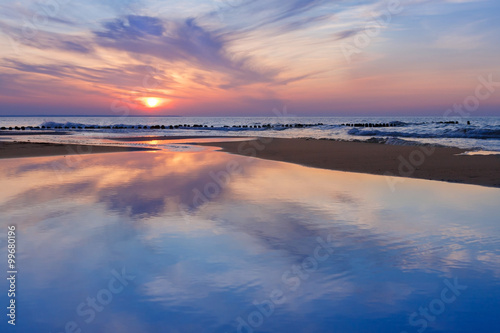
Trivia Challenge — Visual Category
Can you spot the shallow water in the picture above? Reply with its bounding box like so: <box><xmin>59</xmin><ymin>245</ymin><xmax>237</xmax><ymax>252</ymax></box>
<box><xmin>0</xmin><ymin>149</ymin><xmax>499</xmax><ymax>332</ymax></box>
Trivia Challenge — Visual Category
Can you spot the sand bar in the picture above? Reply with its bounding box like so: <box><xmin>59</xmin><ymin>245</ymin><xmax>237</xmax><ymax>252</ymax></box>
<box><xmin>0</xmin><ymin>141</ymin><xmax>155</xmax><ymax>159</ymax></box>
<box><xmin>196</xmin><ymin>137</ymin><xmax>500</xmax><ymax>188</ymax></box>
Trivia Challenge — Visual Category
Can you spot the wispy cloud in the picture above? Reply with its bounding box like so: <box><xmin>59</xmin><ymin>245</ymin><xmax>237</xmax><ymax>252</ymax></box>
<box><xmin>93</xmin><ymin>15</ymin><xmax>281</xmax><ymax>88</ymax></box>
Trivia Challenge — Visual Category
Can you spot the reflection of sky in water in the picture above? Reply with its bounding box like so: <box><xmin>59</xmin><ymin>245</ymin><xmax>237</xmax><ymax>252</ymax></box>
<box><xmin>0</xmin><ymin>150</ymin><xmax>499</xmax><ymax>332</ymax></box>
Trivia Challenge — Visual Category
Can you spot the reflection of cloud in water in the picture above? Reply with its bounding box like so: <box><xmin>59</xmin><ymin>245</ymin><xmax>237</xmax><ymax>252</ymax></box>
<box><xmin>1</xmin><ymin>151</ymin><xmax>250</xmax><ymax>218</ymax></box>
<box><xmin>0</xmin><ymin>149</ymin><xmax>500</xmax><ymax>332</ymax></box>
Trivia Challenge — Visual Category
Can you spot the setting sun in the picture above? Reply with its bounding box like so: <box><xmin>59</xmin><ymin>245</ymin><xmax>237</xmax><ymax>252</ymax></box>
<box><xmin>145</xmin><ymin>97</ymin><xmax>160</xmax><ymax>108</ymax></box>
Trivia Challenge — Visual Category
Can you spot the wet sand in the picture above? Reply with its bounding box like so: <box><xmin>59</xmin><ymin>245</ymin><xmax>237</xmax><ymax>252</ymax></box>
<box><xmin>196</xmin><ymin>137</ymin><xmax>500</xmax><ymax>188</ymax></box>
<box><xmin>0</xmin><ymin>141</ymin><xmax>155</xmax><ymax>159</ymax></box>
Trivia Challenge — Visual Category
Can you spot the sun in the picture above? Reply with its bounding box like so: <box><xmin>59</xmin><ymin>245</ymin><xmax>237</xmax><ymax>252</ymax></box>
<box><xmin>145</xmin><ymin>97</ymin><xmax>160</xmax><ymax>108</ymax></box>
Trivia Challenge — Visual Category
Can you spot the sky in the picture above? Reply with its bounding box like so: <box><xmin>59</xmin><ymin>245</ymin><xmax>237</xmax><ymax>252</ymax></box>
<box><xmin>0</xmin><ymin>0</ymin><xmax>499</xmax><ymax>116</ymax></box>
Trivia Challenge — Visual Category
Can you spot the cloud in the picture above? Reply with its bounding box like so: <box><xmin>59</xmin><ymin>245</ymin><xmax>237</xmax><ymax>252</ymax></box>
<box><xmin>0</xmin><ymin>1</ymin><xmax>341</xmax><ymax>95</ymax></box>
<box><xmin>212</xmin><ymin>0</ymin><xmax>335</xmax><ymax>35</ymax></box>
<box><xmin>94</xmin><ymin>15</ymin><xmax>279</xmax><ymax>88</ymax></box>
<box><xmin>0</xmin><ymin>21</ymin><xmax>93</xmax><ymax>54</ymax></box>
<box><xmin>0</xmin><ymin>73</ymin><xmax>25</xmax><ymax>96</ymax></box>
<box><xmin>6</xmin><ymin>59</ymin><xmax>173</xmax><ymax>84</ymax></box>
<box><xmin>264</xmin><ymin>0</ymin><xmax>329</xmax><ymax>24</ymax></box>
<box><xmin>333</xmin><ymin>29</ymin><xmax>361</xmax><ymax>41</ymax></box>
<box><xmin>95</xmin><ymin>15</ymin><xmax>165</xmax><ymax>39</ymax></box>
<box><xmin>94</xmin><ymin>16</ymin><xmax>226</xmax><ymax>67</ymax></box>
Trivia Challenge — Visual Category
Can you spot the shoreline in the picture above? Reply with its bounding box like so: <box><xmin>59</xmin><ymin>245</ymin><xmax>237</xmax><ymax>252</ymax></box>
<box><xmin>1</xmin><ymin>137</ymin><xmax>499</xmax><ymax>188</ymax></box>
<box><xmin>0</xmin><ymin>141</ymin><xmax>155</xmax><ymax>159</ymax></box>
<box><xmin>195</xmin><ymin>137</ymin><xmax>500</xmax><ymax>188</ymax></box>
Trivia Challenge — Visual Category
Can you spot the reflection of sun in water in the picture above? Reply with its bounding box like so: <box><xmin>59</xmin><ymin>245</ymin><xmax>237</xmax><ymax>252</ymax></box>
<box><xmin>145</xmin><ymin>97</ymin><xmax>160</xmax><ymax>108</ymax></box>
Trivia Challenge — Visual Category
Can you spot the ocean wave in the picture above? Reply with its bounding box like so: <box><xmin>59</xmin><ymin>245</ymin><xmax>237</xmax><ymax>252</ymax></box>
<box><xmin>348</xmin><ymin>127</ymin><xmax>500</xmax><ymax>140</ymax></box>
<box><xmin>40</xmin><ymin>121</ymin><xmax>87</xmax><ymax>128</ymax></box>
<box><xmin>361</xmin><ymin>137</ymin><xmax>446</xmax><ymax>147</ymax></box>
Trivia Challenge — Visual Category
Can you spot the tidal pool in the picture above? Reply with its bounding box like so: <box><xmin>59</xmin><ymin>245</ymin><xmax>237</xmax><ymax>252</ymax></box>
<box><xmin>0</xmin><ymin>148</ymin><xmax>499</xmax><ymax>332</ymax></box>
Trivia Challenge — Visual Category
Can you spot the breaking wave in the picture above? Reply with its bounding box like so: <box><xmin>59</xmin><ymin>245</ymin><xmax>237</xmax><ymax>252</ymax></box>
<box><xmin>348</xmin><ymin>127</ymin><xmax>500</xmax><ymax>140</ymax></box>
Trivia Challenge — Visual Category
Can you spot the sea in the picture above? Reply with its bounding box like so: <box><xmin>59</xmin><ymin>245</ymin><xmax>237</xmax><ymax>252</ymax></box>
<box><xmin>1</xmin><ymin>116</ymin><xmax>500</xmax><ymax>152</ymax></box>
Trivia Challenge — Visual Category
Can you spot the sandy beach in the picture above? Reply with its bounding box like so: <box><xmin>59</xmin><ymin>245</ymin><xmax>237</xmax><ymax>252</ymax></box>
<box><xmin>196</xmin><ymin>137</ymin><xmax>500</xmax><ymax>188</ymax></box>
<box><xmin>0</xmin><ymin>141</ymin><xmax>154</xmax><ymax>159</ymax></box>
